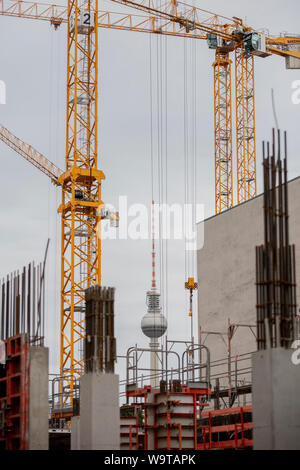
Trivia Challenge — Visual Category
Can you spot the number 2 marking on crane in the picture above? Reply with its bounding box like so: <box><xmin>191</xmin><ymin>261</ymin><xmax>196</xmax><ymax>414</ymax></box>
<box><xmin>83</xmin><ymin>13</ymin><xmax>90</xmax><ymax>25</ymax></box>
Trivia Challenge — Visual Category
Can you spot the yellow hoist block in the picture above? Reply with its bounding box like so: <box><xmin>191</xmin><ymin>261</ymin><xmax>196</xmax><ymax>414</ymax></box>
<box><xmin>185</xmin><ymin>277</ymin><xmax>198</xmax><ymax>291</ymax></box>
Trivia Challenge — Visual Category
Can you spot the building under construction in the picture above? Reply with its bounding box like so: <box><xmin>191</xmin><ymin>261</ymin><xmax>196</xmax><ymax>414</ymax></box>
<box><xmin>0</xmin><ymin>0</ymin><xmax>300</xmax><ymax>453</ymax></box>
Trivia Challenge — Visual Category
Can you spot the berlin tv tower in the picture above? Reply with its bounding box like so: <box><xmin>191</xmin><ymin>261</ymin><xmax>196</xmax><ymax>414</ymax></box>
<box><xmin>141</xmin><ymin>201</ymin><xmax>167</xmax><ymax>388</ymax></box>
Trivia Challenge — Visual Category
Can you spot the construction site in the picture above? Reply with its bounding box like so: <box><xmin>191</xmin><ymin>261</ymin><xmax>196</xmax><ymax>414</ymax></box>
<box><xmin>1</xmin><ymin>0</ymin><xmax>300</xmax><ymax>452</ymax></box>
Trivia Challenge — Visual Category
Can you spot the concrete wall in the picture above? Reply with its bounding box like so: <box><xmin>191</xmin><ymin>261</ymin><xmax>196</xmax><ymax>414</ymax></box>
<box><xmin>28</xmin><ymin>346</ymin><xmax>49</xmax><ymax>450</ymax></box>
<box><xmin>197</xmin><ymin>177</ymin><xmax>300</xmax><ymax>387</ymax></box>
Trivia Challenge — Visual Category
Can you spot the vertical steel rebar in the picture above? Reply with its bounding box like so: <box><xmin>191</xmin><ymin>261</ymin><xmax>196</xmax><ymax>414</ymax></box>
<box><xmin>0</xmin><ymin>256</ymin><xmax>47</xmax><ymax>343</ymax></box>
<box><xmin>256</xmin><ymin>130</ymin><xmax>296</xmax><ymax>350</ymax></box>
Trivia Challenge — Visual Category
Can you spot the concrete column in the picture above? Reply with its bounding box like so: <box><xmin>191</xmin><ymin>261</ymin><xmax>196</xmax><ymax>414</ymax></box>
<box><xmin>252</xmin><ymin>348</ymin><xmax>300</xmax><ymax>450</ymax></box>
<box><xmin>145</xmin><ymin>391</ymin><xmax>155</xmax><ymax>450</ymax></box>
<box><xmin>79</xmin><ymin>373</ymin><xmax>120</xmax><ymax>450</ymax></box>
<box><xmin>71</xmin><ymin>416</ymin><xmax>80</xmax><ymax>450</ymax></box>
<box><xmin>150</xmin><ymin>338</ymin><xmax>159</xmax><ymax>389</ymax></box>
<box><xmin>28</xmin><ymin>346</ymin><xmax>49</xmax><ymax>450</ymax></box>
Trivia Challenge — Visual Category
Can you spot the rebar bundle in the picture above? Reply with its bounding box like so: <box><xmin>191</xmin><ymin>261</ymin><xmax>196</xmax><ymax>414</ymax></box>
<box><xmin>0</xmin><ymin>261</ymin><xmax>45</xmax><ymax>345</ymax></box>
<box><xmin>256</xmin><ymin>130</ymin><xmax>297</xmax><ymax>350</ymax></box>
<box><xmin>84</xmin><ymin>286</ymin><xmax>116</xmax><ymax>373</ymax></box>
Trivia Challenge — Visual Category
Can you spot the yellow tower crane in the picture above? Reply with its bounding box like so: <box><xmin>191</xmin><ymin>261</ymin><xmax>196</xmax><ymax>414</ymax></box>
<box><xmin>107</xmin><ymin>0</ymin><xmax>300</xmax><ymax>212</ymax></box>
<box><xmin>0</xmin><ymin>0</ymin><xmax>228</xmax><ymax>401</ymax></box>
<box><xmin>1</xmin><ymin>0</ymin><xmax>300</xmax><ymax>403</ymax></box>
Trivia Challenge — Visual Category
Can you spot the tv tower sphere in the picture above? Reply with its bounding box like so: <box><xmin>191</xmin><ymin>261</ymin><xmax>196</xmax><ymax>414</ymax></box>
<box><xmin>141</xmin><ymin>291</ymin><xmax>167</xmax><ymax>339</ymax></box>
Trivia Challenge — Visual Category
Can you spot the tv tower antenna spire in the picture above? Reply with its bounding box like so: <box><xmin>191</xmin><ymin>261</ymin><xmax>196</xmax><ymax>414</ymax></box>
<box><xmin>151</xmin><ymin>200</ymin><xmax>157</xmax><ymax>293</ymax></box>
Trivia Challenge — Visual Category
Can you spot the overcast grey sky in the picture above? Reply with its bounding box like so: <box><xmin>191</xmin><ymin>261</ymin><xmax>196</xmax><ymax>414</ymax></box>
<box><xmin>0</xmin><ymin>0</ymin><xmax>300</xmax><ymax>383</ymax></box>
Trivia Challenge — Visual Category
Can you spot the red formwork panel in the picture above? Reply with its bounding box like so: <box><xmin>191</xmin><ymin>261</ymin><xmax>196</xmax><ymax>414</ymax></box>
<box><xmin>126</xmin><ymin>383</ymin><xmax>212</xmax><ymax>451</ymax></box>
<box><xmin>120</xmin><ymin>416</ymin><xmax>139</xmax><ymax>450</ymax></box>
<box><xmin>0</xmin><ymin>335</ymin><xmax>29</xmax><ymax>450</ymax></box>
<box><xmin>126</xmin><ymin>386</ymin><xmax>253</xmax><ymax>451</ymax></box>
<box><xmin>197</xmin><ymin>406</ymin><xmax>253</xmax><ymax>450</ymax></box>
<box><xmin>144</xmin><ymin>390</ymin><xmax>210</xmax><ymax>451</ymax></box>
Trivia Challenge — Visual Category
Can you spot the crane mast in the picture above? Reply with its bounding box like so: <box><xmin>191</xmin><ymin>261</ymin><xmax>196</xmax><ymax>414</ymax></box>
<box><xmin>209</xmin><ymin>22</ymin><xmax>256</xmax><ymax>213</ymax></box>
<box><xmin>213</xmin><ymin>49</ymin><xmax>233</xmax><ymax>214</ymax></box>
<box><xmin>235</xmin><ymin>46</ymin><xmax>256</xmax><ymax>205</ymax></box>
<box><xmin>57</xmin><ymin>0</ymin><xmax>104</xmax><ymax>391</ymax></box>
